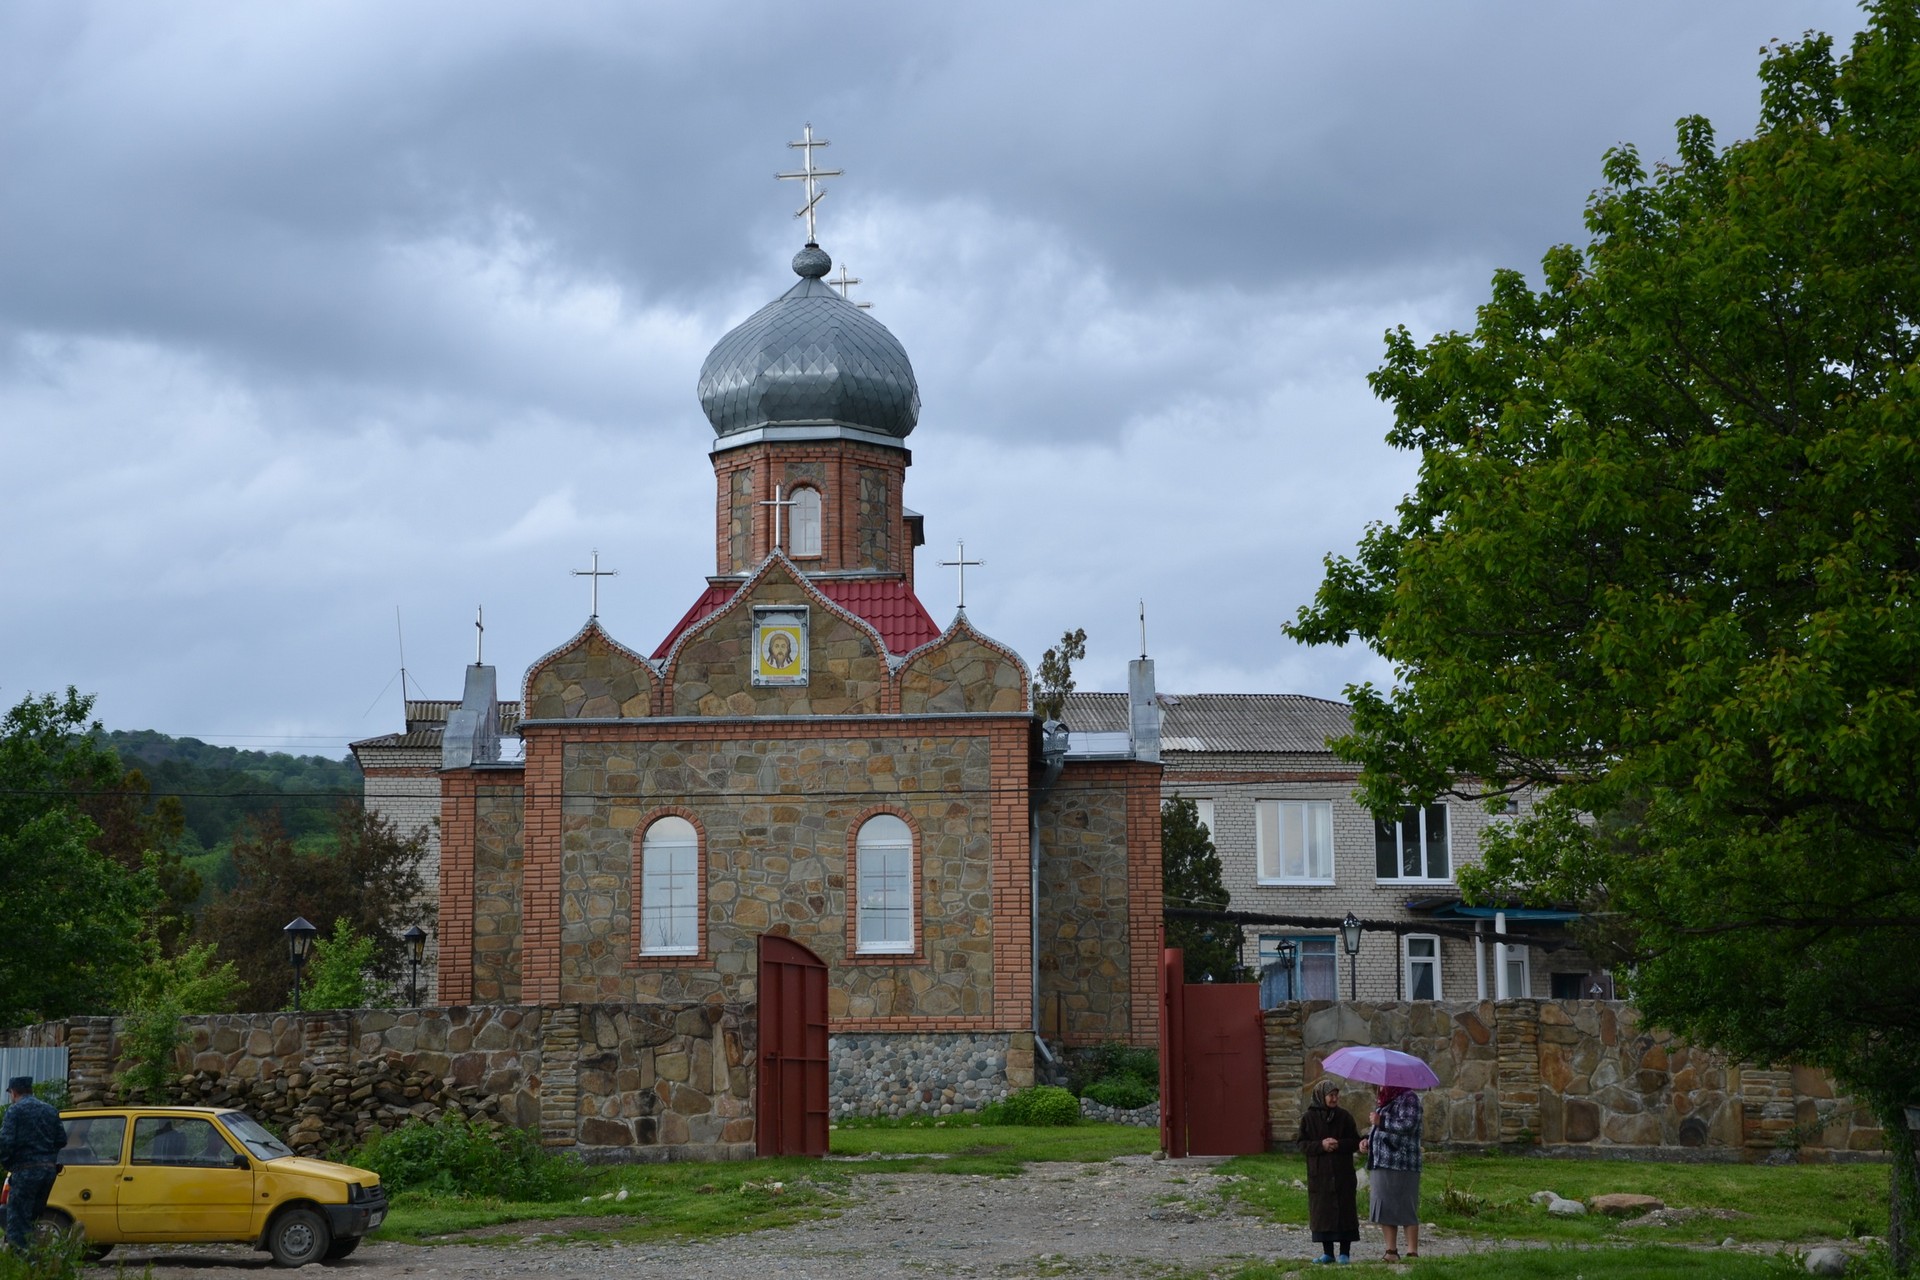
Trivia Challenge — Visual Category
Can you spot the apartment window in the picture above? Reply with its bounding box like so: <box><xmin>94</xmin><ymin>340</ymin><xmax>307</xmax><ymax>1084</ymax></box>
<box><xmin>1374</xmin><ymin>804</ymin><xmax>1450</xmax><ymax>881</ymax></box>
<box><xmin>1503</xmin><ymin>945</ymin><xmax>1531</xmax><ymax>998</ymax></box>
<box><xmin>1257</xmin><ymin>800</ymin><xmax>1334</xmax><ymax>883</ymax></box>
<box><xmin>1258</xmin><ymin>934</ymin><xmax>1338</xmax><ymax>1005</ymax></box>
<box><xmin>1191</xmin><ymin>798</ymin><xmax>1214</xmax><ymax>837</ymax></box>
<box><xmin>1404</xmin><ymin>935</ymin><xmax>1442</xmax><ymax>1000</ymax></box>
<box><xmin>639</xmin><ymin>816</ymin><xmax>699</xmax><ymax>955</ymax></box>
<box><xmin>790</xmin><ymin>486</ymin><xmax>822</xmax><ymax>557</ymax></box>
<box><xmin>855</xmin><ymin>814</ymin><xmax>914</xmax><ymax>954</ymax></box>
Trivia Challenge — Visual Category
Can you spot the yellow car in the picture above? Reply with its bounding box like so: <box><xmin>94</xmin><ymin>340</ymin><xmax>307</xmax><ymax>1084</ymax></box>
<box><xmin>32</xmin><ymin>1106</ymin><xmax>387</xmax><ymax>1266</ymax></box>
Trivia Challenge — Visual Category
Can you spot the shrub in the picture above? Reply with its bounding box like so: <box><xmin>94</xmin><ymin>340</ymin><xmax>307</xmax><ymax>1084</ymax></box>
<box><xmin>1083</xmin><ymin>1076</ymin><xmax>1158</xmax><ymax>1111</ymax></box>
<box><xmin>997</xmin><ymin>1085</ymin><xmax>1081</xmax><ymax>1127</ymax></box>
<box><xmin>351</xmin><ymin>1112</ymin><xmax>586</xmax><ymax>1200</ymax></box>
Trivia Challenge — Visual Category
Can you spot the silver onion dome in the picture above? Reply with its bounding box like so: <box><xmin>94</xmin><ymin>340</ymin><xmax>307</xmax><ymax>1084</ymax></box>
<box><xmin>698</xmin><ymin>245</ymin><xmax>920</xmax><ymax>441</ymax></box>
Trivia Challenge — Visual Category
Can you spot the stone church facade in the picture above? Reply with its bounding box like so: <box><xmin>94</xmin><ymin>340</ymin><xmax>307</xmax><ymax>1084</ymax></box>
<box><xmin>355</xmin><ymin>236</ymin><xmax>1164</xmax><ymax>1114</ymax></box>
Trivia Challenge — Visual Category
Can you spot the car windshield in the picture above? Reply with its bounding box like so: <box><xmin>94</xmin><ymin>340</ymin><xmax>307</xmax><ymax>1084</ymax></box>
<box><xmin>217</xmin><ymin>1112</ymin><xmax>295</xmax><ymax>1160</ymax></box>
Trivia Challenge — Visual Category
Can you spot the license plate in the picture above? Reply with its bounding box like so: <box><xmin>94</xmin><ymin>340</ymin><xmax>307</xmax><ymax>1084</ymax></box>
<box><xmin>368</xmin><ymin>1209</ymin><xmax>386</xmax><ymax>1229</ymax></box>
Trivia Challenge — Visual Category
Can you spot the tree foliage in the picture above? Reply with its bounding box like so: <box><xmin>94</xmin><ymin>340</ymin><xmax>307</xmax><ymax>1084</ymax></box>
<box><xmin>1162</xmin><ymin>795</ymin><xmax>1242</xmax><ymax>982</ymax></box>
<box><xmin>0</xmin><ymin>690</ymin><xmax>159</xmax><ymax>1024</ymax></box>
<box><xmin>301</xmin><ymin>919</ymin><xmax>383</xmax><ymax>1012</ymax></box>
<box><xmin>197</xmin><ymin>805</ymin><xmax>434</xmax><ymax>1012</ymax></box>
<box><xmin>1287</xmin><ymin>7</ymin><xmax>1920</xmax><ymax>1265</ymax></box>
<box><xmin>1032</xmin><ymin>627</ymin><xmax>1087</xmax><ymax>723</ymax></box>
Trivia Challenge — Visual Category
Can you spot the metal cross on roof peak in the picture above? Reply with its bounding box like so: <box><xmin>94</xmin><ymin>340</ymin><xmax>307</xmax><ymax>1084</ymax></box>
<box><xmin>572</xmin><ymin>549</ymin><xmax>618</xmax><ymax>618</ymax></box>
<box><xmin>776</xmin><ymin>122</ymin><xmax>844</xmax><ymax>246</ymax></box>
<box><xmin>829</xmin><ymin>264</ymin><xmax>873</xmax><ymax>310</ymax></box>
<box><xmin>759</xmin><ymin>483</ymin><xmax>798</xmax><ymax>553</ymax></box>
<box><xmin>939</xmin><ymin>538</ymin><xmax>984</xmax><ymax>610</ymax></box>
<box><xmin>475</xmin><ymin>605</ymin><xmax>485</xmax><ymax>665</ymax></box>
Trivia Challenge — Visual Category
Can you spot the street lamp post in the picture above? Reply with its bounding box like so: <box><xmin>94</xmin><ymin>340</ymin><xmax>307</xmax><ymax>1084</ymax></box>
<box><xmin>1340</xmin><ymin>912</ymin><xmax>1363</xmax><ymax>1002</ymax></box>
<box><xmin>403</xmin><ymin>925</ymin><xmax>428</xmax><ymax>1006</ymax></box>
<box><xmin>1277</xmin><ymin>939</ymin><xmax>1299</xmax><ymax>1001</ymax></box>
<box><xmin>284</xmin><ymin>916</ymin><xmax>318</xmax><ymax>1013</ymax></box>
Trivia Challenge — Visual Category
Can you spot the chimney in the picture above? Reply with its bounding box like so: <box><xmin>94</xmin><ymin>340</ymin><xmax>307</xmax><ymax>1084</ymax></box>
<box><xmin>442</xmin><ymin>664</ymin><xmax>500</xmax><ymax>769</ymax></box>
<box><xmin>1128</xmin><ymin>657</ymin><xmax>1161</xmax><ymax>763</ymax></box>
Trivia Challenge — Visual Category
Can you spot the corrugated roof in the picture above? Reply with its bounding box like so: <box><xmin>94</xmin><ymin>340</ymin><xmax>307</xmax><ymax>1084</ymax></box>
<box><xmin>652</xmin><ymin>579</ymin><xmax>941</xmax><ymax>659</ymax></box>
<box><xmin>1060</xmin><ymin>691</ymin><xmax>1352</xmax><ymax>754</ymax></box>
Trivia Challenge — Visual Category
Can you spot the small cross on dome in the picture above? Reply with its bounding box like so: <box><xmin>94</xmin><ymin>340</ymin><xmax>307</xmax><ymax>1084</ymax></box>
<box><xmin>776</xmin><ymin>122</ymin><xmax>844</xmax><ymax>247</ymax></box>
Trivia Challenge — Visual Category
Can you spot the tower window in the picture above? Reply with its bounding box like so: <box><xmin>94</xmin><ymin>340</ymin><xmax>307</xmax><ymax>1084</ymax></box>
<box><xmin>790</xmin><ymin>487</ymin><xmax>822</xmax><ymax>558</ymax></box>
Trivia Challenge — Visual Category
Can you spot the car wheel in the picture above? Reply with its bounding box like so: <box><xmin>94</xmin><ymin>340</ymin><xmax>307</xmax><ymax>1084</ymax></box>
<box><xmin>266</xmin><ymin>1207</ymin><xmax>332</xmax><ymax>1267</ymax></box>
<box><xmin>32</xmin><ymin>1210</ymin><xmax>94</xmax><ymax>1257</ymax></box>
<box><xmin>322</xmin><ymin>1236</ymin><xmax>361</xmax><ymax>1262</ymax></box>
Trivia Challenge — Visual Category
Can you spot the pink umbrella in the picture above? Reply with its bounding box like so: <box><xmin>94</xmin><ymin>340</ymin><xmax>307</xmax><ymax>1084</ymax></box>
<box><xmin>1320</xmin><ymin>1045</ymin><xmax>1441</xmax><ymax>1090</ymax></box>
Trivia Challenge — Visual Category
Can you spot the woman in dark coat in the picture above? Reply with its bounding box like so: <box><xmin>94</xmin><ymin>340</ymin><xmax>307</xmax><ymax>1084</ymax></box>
<box><xmin>1296</xmin><ymin>1078</ymin><xmax>1360</xmax><ymax>1263</ymax></box>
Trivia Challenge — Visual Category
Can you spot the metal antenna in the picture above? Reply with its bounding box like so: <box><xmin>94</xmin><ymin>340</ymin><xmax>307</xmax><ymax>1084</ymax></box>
<box><xmin>829</xmin><ymin>263</ymin><xmax>873</xmax><ymax>310</ymax></box>
<box><xmin>776</xmin><ymin>122</ymin><xmax>843</xmax><ymax>245</ymax></box>
<box><xmin>396</xmin><ymin>607</ymin><xmax>409</xmax><ymax>711</ymax></box>
<box><xmin>940</xmin><ymin>539</ymin><xmax>984</xmax><ymax>611</ymax></box>
<box><xmin>1140</xmin><ymin>599</ymin><xmax>1148</xmax><ymax>660</ymax></box>
<box><xmin>572</xmin><ymin>549</ymin><xmax>619</xmax><ymax>618</ymax></box>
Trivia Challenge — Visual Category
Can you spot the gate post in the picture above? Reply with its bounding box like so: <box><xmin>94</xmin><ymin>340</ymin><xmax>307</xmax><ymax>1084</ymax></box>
<box><xmin>1160</xmin><ymin>948</ymin><xmax>1186</xmax><ymax>1157</ymax></box>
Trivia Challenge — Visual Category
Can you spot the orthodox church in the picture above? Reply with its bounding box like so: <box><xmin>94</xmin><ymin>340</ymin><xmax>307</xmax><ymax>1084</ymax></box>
<box><xmin>354</xmin><ymin>135</ymin><xmax>1165</xmax><ymax>1108</ymax></box>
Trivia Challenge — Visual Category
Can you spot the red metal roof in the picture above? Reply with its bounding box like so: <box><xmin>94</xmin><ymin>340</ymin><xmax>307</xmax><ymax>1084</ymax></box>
<box><xmin>651</xmin><ymin>578</ymin><xmax>941</xmax><ymax>660</ymax></box>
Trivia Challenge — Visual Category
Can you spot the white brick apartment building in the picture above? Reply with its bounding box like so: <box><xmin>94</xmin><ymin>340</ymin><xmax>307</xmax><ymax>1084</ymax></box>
<box><xmin>1062</xmin><ymin>691</ymin><xmax>1607</xmax><ymax>1005</ymax></box>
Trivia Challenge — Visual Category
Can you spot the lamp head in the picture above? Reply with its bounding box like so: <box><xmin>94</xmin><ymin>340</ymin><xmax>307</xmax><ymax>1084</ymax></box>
<box><xmin>284</xmin><ymin>916</ymin><xmax>318</xmax><ymax>967</ymax></box>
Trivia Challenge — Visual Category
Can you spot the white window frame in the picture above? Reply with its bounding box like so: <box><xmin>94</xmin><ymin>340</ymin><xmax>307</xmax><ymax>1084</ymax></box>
<box><xmin>1258</xmin><ymin>933</ymin><xmax>1340</xmax><ymax>1003</ymax></box>
<box><xmin>855</xmin><ymin>814</ymin><xmax>915</xmax><ymax>954</ymax></box>
<box><xmin>639</xmin><ymin>816</ymin><xmax>700</xmax><ymax>955</ymax></box>
<box><xmin>1503</xmin><ymin>944</ymin><xmax>1532</xmax><ymax>998</ymax></box>
<box><xmin>1191</xmin><ymin>798</ymin><xmax>1214</xmax><ymax>838</ymax></box>
<box><xmin>1374</xmin><ymin>803</ymin><xmax>1452</xmax><ymax>883</ymax></box>
<box><xmin>1256</xmin><ymin>799</ymin><xmax>1335</xmax><ymax>884</ymax></box>
<box><xmin>789</xmin><ymin>486</ymin><xmax>823</xmax><ymax>558</ymax></box>
<box><xmin>1404</xmin><ymin>933</ymin><xmax>1443</xmax><ymax>1001</ymax></box>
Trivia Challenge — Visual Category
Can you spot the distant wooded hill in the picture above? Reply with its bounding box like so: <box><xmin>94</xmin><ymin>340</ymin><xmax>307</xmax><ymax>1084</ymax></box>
<box><xmin>97</xmin><ymin>730</ymin><xmax>364</xmax><ymax>895</ymax></box>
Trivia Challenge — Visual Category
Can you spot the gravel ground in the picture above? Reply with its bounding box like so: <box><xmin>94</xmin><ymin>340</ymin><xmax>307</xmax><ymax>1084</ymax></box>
<box><xmin>95</xmin><ymin>1155</ymin><xmax>1456</xmax><ymax>1278</ymax></box>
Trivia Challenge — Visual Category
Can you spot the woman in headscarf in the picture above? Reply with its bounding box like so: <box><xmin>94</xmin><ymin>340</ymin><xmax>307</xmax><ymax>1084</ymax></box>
<box><xmin>1295</xmin><ymin>1078</ymin><xmax>1360</xmax><ymax>1263</ymax></box>
<box><xmin>1359</xmin><ymin>1083</ymin><xmax>1425</xmax><ymax>1261</ymax></box>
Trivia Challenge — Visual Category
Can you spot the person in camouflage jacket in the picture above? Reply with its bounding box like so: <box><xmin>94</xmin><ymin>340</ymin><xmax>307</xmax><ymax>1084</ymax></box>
<box><xmin>0</xmin><ymin>1077</ymin><xmax>65</xmax><ymax>1252</ymax></box>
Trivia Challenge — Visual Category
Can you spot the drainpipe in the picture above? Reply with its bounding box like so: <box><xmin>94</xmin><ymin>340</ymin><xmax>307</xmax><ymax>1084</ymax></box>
<box><xmin>1474</xmin><ymin>920</ymin><xmax>1487</xmax><ymax>1001</ymax></box>
<box><xmin>1493</xmin><ymin>911</ymin><xmax>1509</xmax><ymax>1000</ymax></box>
<box><xmin>1031</xmin><ymin>719</ymin><xmax>1070</xmax><ymax>1071</ymax></box>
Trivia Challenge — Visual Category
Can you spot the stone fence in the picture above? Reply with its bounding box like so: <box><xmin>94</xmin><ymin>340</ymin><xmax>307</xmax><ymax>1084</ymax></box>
<box><xmin>1</xmin><ymin>1002</ymin><xmax>756</xmax><ymax>1164</ymax></box>
<box><xmin>1265</xmin><ymin>1000</ymin><xmax>1883</xmax><ymax>1162</ymax></box>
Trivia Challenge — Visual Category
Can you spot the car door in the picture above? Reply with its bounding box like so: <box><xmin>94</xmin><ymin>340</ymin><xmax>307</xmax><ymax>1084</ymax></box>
<box><xmin>52</xmin><ymin>1113</ymin><xmax>126</xmax><ymax>1241</ymax></box>
<box><xmin>118</xmin><ymin>1115</ymin><xmax>255</xmax><ymax>1239</ymax></box>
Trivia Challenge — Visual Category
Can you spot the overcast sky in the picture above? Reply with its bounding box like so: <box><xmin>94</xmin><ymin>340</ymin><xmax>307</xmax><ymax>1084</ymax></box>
<box><xmin>0</xmin><ymin>0</ymin><xmax>1870</xmax><ymax>757</ymax></box>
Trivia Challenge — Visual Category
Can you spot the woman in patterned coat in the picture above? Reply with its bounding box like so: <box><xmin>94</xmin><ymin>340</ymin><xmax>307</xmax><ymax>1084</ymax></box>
<box><xmin>1295</xmin><ymin>1078</ymin><xmax>1360</xmax><ymax>1263</ymax></box>
<box><xmin>1359</xmin><ymin>1084</ymin><xmax>1424</xmax><ymax>1261</ymax></box>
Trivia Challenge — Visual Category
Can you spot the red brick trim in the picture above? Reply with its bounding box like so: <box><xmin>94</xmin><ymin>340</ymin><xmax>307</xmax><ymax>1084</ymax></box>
<box><xmin>363</xmin><ymin>765</ymin><xmax>441</xmax><ymax>779</ymax></box>
<box><xmin>437</xmin><ymin>770</ymin><xmax>477</xmax><ymax>1005</ymax></box>
<box><xmin>1126</xmin><ymin>762</ymin><xmax>1165</xmax><ymax>1050</ymax></box>
<box><xmin>628</xmin><ymin>806</ymin><xmax>710</xmax><ymax>969</ymax></box>
<box><xmin>990</xmin><ymin>720</ymin><xmax>1033</xmax><ymax>1026</ymax></box>
<box><xmin>843</xmin><ymin>805</ymin><xmax>925</xmax><ymax>965</ymax></box>
<box><xmin>519</xmin><ymin>735</ymin><xmax>565</xmax><ymax>1004</ymax></box>
<box><xmin>1163</xmin><ymin>771</ymin><xmax>1361</xmax><ymax>784</ymax></box>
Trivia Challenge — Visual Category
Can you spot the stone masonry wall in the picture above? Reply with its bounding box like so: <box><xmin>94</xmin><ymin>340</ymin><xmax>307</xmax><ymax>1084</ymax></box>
<box><xmin>1036</xmin><ymin>772</ymin><xmax>1137</xmax><ymax>1047</ymax></box>
<box><xmin>5</xmin><ymin>1002</ymin><xmax>756</xmax><ymax>1165</ymax></box>
<box><xmin>1264</xmin><ymin>1000</ymin><xmax>1883</xmax><ymax>1162</ymax></box>
<box><xmin>829</xmin><ymin>1031</ymin><xmax>1034</xmax><ymax>1118</ymax></box>
<box><xmin>471</xmin><ymin>785</ymin><xmax>526</xmax><ymax>1003</ymax></box>
<box><xmin>558</xmin><ymin>733</ymin><xmax>1001</xmax><ymax>1020</ymax></box>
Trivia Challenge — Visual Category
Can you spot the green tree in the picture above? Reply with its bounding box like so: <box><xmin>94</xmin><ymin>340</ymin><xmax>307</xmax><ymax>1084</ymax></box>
<box><xmin>0</xmin><ymin>690</ymin><xmax>159</xmax><ymax>1024</ymax></box>
<box><xmin>1032</xmin><ymin>627</ymin><xmax>1087</xmax><ymax>722</ymax></box>
<box><xmin>198</xmin><ymin>805</ymin><xmax>433</xmax><ymax>1011</ymax></box>
<box><xmin>1162</xmin><ymin>795</ymin><xmax>1242</xmax><ymax>983</ymax></box>
<box><xmin>118</xmin><ymin>941</ymin><xmax>244</xmax><ymax>1098</ymax></box>
<box><xmin>301</xmin><ymin>919</ymin><xmax>382</xmax><ymax>1011</ymax></box>
<box><xmin>1287</xmin><ymin>7</ymin><xmax>1920</xmax><ymax>1267</ymax></box>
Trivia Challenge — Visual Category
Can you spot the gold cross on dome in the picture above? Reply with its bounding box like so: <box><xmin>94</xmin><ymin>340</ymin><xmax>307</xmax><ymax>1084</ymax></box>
<box><xmin>776</xmin><ymin>122</ymin><xmax>844</xmax><ymax>245</ymax></box>
<box><xmin>829</xmin><ymin>264</ymin><xmax>873</xmax><ymax>310</ymax></box>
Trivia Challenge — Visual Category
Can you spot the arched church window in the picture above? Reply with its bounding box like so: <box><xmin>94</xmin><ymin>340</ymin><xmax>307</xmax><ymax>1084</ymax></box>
<box><xmin>639</xmin><ymin>816</ymin><xmax>699</xmax><ymax>955</ymax></box>
<box><xmin>790</xmin><ymin>486</ymin><xmax>822</xmax><ymax>558</ymax></box>
<box><xmin>855</xmin><ymin>814</ymin><xmax>914</xmax><ymax>954</ymax></box>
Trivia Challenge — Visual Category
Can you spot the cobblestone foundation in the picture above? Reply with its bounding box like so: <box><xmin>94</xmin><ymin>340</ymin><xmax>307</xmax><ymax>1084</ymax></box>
<box><xmin>1079</xmin><ymin>1096</ymin><xmax>1159</xmax><ymax>1128</ymax></box>
<box><xmin>830</xmin><ymin>1032</ymin><xmax>1013</xmax><ymax>1117</ymax></box>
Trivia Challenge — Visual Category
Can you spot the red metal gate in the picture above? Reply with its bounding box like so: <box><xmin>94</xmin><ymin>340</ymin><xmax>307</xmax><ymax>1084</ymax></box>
<box><xmin>757</xmin><ymin>934</ymin><xmax>829</xmax><ymax>1157</ymax></box>
<box><xmin>1159</xmin><ymin>948</ymin><xmax>1267</xmax><ymax>1156</ymax></box>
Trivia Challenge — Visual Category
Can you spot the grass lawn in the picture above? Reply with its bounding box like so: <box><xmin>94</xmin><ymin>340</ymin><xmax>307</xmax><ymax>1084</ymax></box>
<box><xmin>374</xmin><ymin>1121</ymin><xmax>1158</xmax><ymax>1244</ymax></box>
<box><xmin>1216</xmin><ymin>1150</ymin><xmax>1886</xmax><ymax>1248</ymax></box>
<box><xmin>1223</xmin><ymin>1243</ymin><xmax>1820</xmax><ymax>1278</ymax></box>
